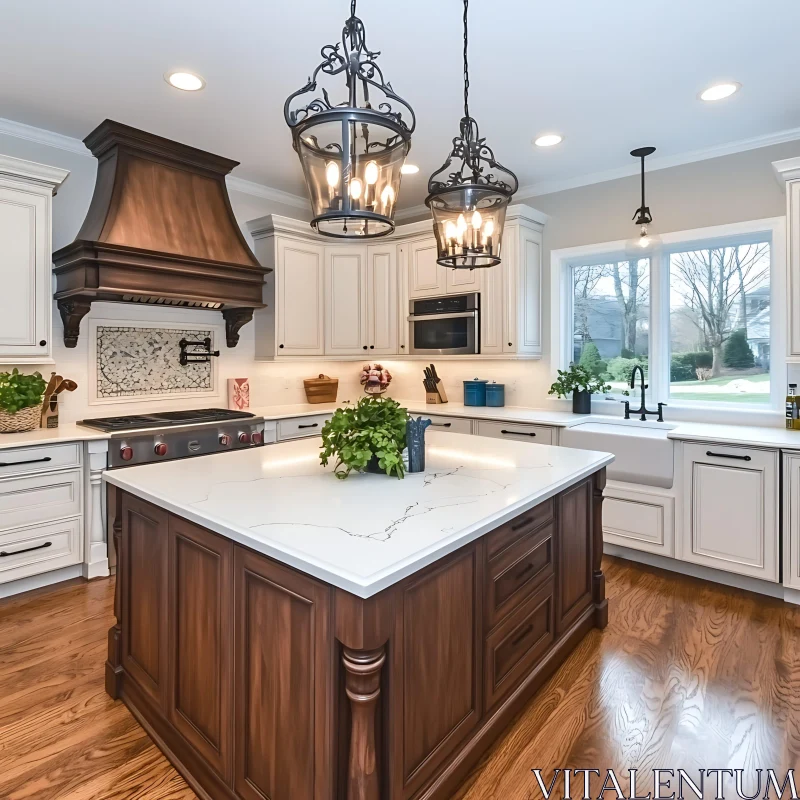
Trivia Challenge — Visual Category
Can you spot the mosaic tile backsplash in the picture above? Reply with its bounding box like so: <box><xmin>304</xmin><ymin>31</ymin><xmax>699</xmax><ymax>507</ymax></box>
<box><xmin>96</xmin><ymin>325</ymin><xmax>214</xmax><ymax>399</ymax></box>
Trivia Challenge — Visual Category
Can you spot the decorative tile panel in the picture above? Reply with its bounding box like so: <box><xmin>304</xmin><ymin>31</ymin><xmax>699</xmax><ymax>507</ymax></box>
<box><xmin>94</xmin><ymin>323</ymin><xmax>216</xmax><ymax>400</ymax></box>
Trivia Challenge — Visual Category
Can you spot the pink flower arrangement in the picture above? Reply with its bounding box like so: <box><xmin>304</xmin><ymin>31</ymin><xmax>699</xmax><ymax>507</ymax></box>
<box><xmin>360</xmin><ymin>363</ymin><xmax>392</xmax><ymax>395</ymax></box>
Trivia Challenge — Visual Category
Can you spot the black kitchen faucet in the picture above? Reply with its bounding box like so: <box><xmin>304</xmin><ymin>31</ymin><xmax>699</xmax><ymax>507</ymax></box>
<box><xmin>623</xmin><ymin>364</ymin><xmax>666</xmax><ymax>422</ymax></box>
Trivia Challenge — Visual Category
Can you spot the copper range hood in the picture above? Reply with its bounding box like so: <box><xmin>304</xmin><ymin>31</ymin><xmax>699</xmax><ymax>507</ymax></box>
<box><xmin>53</xmin><ymin>120</ymin><xmax>269</xmax><ymax>348</ymax></box>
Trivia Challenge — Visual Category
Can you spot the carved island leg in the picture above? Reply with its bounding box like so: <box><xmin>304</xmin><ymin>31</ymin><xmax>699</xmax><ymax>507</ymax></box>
<box><xmin>592</xmin><ymin>468</ymin><xmax>609</xmax><ymax>629</ymax></box>
<box><xmin>105</xmin><ymin>485</ymin><xmax>124</xmax><ymax>698</ymax></box>
<box><xmin>222</xmin><ymin>307</ymin><xmax>254</xmax><ymax>347</ymax></box>
<box><xmin>57</xmin><ymin>298</ymin><xmax>92</xmax><ymax>348</ymax></box>
<box><xmin>342</xmin><ymin>646</ymin><xmax>386</xmax><ymax>800</ymax></box>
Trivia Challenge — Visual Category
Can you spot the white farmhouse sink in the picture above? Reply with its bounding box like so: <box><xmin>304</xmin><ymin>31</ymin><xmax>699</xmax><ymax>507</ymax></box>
<box><xmin>560</xmin><ymin>419</ymin><xmax>676</xmax><ymax>489</ymax></box>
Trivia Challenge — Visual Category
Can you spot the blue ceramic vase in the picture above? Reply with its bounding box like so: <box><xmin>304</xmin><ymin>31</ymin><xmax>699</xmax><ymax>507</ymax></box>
<box><xmin>406</xmin><ymin>417</ymin><xmax>432</xmax><ymax>473</ymax></box>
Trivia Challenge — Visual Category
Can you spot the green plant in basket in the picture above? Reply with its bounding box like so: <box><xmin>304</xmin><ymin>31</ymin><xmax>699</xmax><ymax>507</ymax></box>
<box><xmin>0</xmin><ymin>369</ymin><xmax>46</xmax><ymax>413</ymax></box>
<box><xmin>320</xmin><ymin>396</ymin><xmax>409</xmax><ymax>479</ymax></box>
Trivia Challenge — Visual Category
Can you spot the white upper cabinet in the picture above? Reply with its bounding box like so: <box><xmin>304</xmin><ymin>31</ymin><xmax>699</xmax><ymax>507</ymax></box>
<box><xmin>445</xmin><ymin>264</ymin><xmax>480</xmax><ymax>293</ymax></box>
<box><xmin>773</xmin><ymin>158</ymin><xmax>800</xmax><ymax>359</ymax></box>
<box><xmin>502</xmin><ymin>220</ymin><xmax>543</xmax><ymax>356</ymax></box>
<box><xmin>480</xmin><ymin>259</ymin><xmax>504</xmax><ymax>355</ymax></box>
<box><xmin>407</xmin><ymin>237</ymin><xmax>447</xmax><ymax>299</ymax></box>
<box><xmin>325</xmin><ymin>246</ymin><xmax>365</xmax><ymax>355</ymax></box>
<box><xmin>366</xmin><ymin>244</ymin><xmax>398</xmax><ymax>355</ymax></box>
<box><xmin>0</xmin><ymin>155</ymin><xmax>68</xmax><ymax>364</ymax></box>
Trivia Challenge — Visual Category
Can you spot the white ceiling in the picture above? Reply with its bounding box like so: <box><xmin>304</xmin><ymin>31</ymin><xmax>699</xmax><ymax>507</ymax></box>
<box><xmin>3</xmin><ymin>0</ymin><xmax>799</xmax><ymax>208</ymax></box>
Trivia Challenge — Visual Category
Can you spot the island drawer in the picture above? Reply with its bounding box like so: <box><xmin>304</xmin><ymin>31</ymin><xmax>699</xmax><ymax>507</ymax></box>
<box><xmin>484</xmin><ymin>579</ymin><xmax>555</xmax><ymax>711</ymax></box>
<box><xmin>277</xmin><ymin>414</ymin><xmax>332</xmax><ymax>441</ymax></box>
<box><xmin>485</xmin><ymin>522</ymin><xmax>554</xmax><ymax>630</ymax></box>
<box><xmin>0</xmin><ymin>469</ymin><xmax>82</xmax><ymax>532</ymax></box>
<box><xmin>423</xmin><ymin>414</ymin><xmax>473</xmax><ymax>435</ymax></box>
<box><xmin>475</xmin><ymin>420</ymin><xmax>554</xmax><ymax>446</ymax></box>
<box><xmin>0</xmin><ymin>442</ymin><xmax>81</xmax><ymax>478</ymax></box>
<box><xmin>485</xmin><ymin>498</ymin><xmax>554</xmax><ymax>561</ymax></box>
<box><xmin>0</xmin><ymin>516</ymin><xmax>81</xmax><ymax>584</ymax></box>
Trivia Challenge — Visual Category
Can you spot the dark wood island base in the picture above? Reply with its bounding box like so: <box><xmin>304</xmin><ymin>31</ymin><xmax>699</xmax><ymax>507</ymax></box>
<box><xmin>105</xmin><ymin>469</ymin><xmax>607</xmax><ymax>800</ymax></box>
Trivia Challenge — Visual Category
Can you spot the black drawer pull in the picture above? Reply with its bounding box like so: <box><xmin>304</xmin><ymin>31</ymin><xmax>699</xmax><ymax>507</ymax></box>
<box><xmin>514</xmin><ymin>562</ymin><xmax>535</xmax><ymax>581</ymax></box>
<box><xmin>511</xmin><ymin>623</ymin><xmax>534</xmax><ymax>647</ymax></box>
<box><xmin>0</xmin><ymin>456</ymin><xmax>52</xmax><ymax>468</ymax></box>
<box><xmin>501</xmin><ymin>430</ymin><xmax>536</xmax><ymax>437</ymax></box>
<box><xmin>431</xmin><ymin>422</ymin><xmax>451</xmax><ymax>428</ymax></box>
<box><xmin>705</xmin><ymin>451</ymin><xmax>751</xmax><ymax>462</ymax></box>
<box><xmin>298</xmin><ymin>423</ymin><xmax>319</xmax><ymax>429</ymax></box>
<box><xmin>0</xmin><ymin>541</ymin><xmax>52</xmax><ymax>558</ymax></box>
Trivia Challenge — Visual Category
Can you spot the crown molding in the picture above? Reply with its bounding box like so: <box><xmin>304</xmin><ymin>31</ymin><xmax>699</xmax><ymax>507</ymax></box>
<box><xmin>518</xmin><ymin>125</ymin><xmax>800</xmax><ymax>199</ymax></box>
<box><xmin>394</xmin><ymin>203</ymin><xmax>428</xmax><ymax>221</ymax></box>
<box><xmin>0</xmin><ymin>153</ymin><xmax>70</xmax><ymax>189</ymax></box>
<box><xmin>0</xmin><ymin>116</ymin><xmax>90</xmax><ymax>156</ymax></box>
<box><xmin>773</xmin><ymin>156</ymin><xmax>800</xmax><ymax>186</ymax></box>
<box><xmin>226</xmin><ymin>176</ymin><xmax>310</xmax><ymax>211</ymax></box>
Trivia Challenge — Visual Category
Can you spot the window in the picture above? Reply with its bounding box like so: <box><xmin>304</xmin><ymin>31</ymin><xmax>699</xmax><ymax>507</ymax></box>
<box><xmin>555</xmin><ymin>218</ymin><xmax>783</xmax><ymax>412</ymax></box>
<box><xmin>668</xmin><ymin>241</ymin><xmax>770</xmax><ymax>405</ymax></box>
<box><xmin>572</xmin><ymin>258</ymin><xmax>650</xmax><ymax>394</ymax></box>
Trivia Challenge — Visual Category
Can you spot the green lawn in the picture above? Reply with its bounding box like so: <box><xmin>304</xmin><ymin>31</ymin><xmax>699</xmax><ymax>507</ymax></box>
<box><xmin>669</xmin><ymin>372</ymin><xmax>770</xmax><ymax>404</ymax></box>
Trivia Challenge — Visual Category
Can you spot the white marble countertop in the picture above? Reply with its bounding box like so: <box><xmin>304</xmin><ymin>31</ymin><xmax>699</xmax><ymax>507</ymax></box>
<box><xmin>0</xmin><ymin>422</ymin><xmax>110</xmax><ymax>451</ymax></box>
<box><xmin>104</xmin><ymin>431</ymin><xmax>613</xmax><ymax>598</ymax></box>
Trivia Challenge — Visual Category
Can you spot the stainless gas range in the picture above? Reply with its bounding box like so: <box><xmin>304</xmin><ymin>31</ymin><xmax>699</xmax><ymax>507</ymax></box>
<box><xmin>78</xmin><ymin>408</ymin><xmax>266</xmax><ymax>468</ymax></box>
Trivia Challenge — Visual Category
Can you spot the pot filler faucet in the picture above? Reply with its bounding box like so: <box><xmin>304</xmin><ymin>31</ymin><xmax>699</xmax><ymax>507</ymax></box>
<box><xmin>623</xmin><ymin>364</ymin><xmax>666</xmax><ymax>422</ymax></box>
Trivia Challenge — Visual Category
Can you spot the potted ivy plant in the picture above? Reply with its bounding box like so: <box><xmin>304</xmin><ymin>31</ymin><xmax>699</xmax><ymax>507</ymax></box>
<box><xmin>0</xmin><ymin>369</ymin><xmax>47</xmax><ymax>433</ymax></box>
<box><xmin>548</xmin><ymin>364</ymin><xmax>611</xmax><ymax>414</ymax></box>
<box><xmin>320</xmin><ymin>396</ymin><xmax>409</xmax><ymax>479</ymax></box>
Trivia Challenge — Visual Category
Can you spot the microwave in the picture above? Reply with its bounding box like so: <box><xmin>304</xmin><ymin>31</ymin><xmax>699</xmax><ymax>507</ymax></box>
<box><xmin>408</xmin><ymin>293</ymin><xmax>480</xmax><ymax>355</ymax></box>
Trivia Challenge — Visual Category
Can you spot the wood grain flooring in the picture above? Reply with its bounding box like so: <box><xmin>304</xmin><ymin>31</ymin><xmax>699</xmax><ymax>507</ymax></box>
<box><xmin>1</xmin><ymin>556</ymin><xmax>799</xmax><ymax>800</ymax></box>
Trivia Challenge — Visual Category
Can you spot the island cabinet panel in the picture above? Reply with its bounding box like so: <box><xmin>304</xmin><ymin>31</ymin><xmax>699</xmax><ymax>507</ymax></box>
<box><xmin>555</xmin><ymin>478</ymin><xmax>593</xmax><ymax>633</ymax></box>
<box><xmin>391</xmin><ymin>546</ymin><xmax>483</xmax><ymax>798</ymax></box>
<box><xmin>167</xmin><ymin>516</ymin><xmax>234</xmax><ymax>783</ymax></box>
<box><xmin>233</xmin><ymin>547</ymin><xmax>333</xmax><ymax>800</ymax></box>
<box><xmin>121</xmin><ymin>493</ymin><xmax>169</xmax><ymax>710</ymax></box>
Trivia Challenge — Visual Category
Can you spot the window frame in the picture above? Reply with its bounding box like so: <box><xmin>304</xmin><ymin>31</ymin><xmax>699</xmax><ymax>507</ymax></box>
<box><xmin>551</xmin><ymin>217</ymin><xmax>787</xmax><ymax>416</ymax></box>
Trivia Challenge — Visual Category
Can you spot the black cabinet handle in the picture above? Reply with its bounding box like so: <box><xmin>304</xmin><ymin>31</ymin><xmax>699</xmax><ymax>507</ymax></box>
<box><xmin>39</xmin><ymin>340</ymin><xmax>47</xmax><ymax>347</ymax></box>
<box><xmin>0</xmin><ymin>456</ymin><xmax>52</xmax><ymax>468</ymax></box>
<box><xmin>369</xmin><ymin>345</ymin><xmax>375</xmax><ymax>349</ymax></box>
<box><xmin>508</xmin><ymin>342</ymin><xmax>513</xmax><ymax>347</ymax></box>
<box><xmin>279</xmin><ymin>344</ymin><xmax>284</xmax><ymax>349</ymax></box>
<box><xmin>514</xmin><ymin>562</ymin><xmax>535</xmax><ymax>581</ymax></box>
<box><xmin>298</xmin><ymin>423</ymin><xmax>319</xmax><ymax>429</ymax></box>
<box><xmin>500</xmin><ymin>430</ymin><xmax>536</xmax><ymax>437</ymax></box>
<box><xmin>511</xmin><ymin>623</ymin><xmax>534</xmax><ymax>647</ymax></box>
<box><xmin>705</xmin><ymin>451</ymin><xmax>751</xmax><ymax>462</ymax></box>
<box><xmin>1</xmin><ymin>541</ymin><xmax>52</xmax><ymax>558</ymax></box>
<box><xmin>400</xmin><ymin>345</ymin><xmax>405</xmax><ymax>349</ymax></box>
<box><xmin>363</xmin><ymin>345</ymin><xmax>368</xmax><ymax>350</ymax></box>
<box><xmin>431</xmin><ymin>422</ymin><xmax>451</xmax><ymax>428</ymax></box>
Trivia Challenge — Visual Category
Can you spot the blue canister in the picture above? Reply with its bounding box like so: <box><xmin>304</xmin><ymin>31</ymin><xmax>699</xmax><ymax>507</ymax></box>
<box><xmin>485</xmin><ymin>382</ymin><xmax>505</xmax><ymax>407</ymax></box>
<box><xmin>463</xmin><ymin>378</ymin><xmax>489</xmax><ymax>406</ymax></box>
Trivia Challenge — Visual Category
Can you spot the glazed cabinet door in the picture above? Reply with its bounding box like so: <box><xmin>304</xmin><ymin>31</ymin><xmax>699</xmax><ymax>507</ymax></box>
<box><xmin>121</xmin><ymin>493</ymin><xmax>169</xmax><ymax>709</ymax></box>
<box><xmin>0</xmin><ymin>184</ymin><xmax>51</xmax><ymax>362</ymax></box>
<box><xmin>503</xmin><ymin>223</ymin><xmax>543</xmax><ymax>356</ymax></box>
<box><xmin>480</xmin><ymin>258</ymin><xmax>504</xmax><ymax>354</ymax></box>
<box><xmin>366</xmin><ymin>244</ymin><xmax>398</xmax><ymax>355</ymax></box>
<box><xmin>234</xmin><ymin>546</ymin><xmax>333</xmax><ymax>800</ymax></box>
<box><xmin>787</xmin><ymin>180</ymin><xmax>800</xmax><ymax>358</ymax></box>
<box><xmin>408</xmin><ymin>237</ymin><xmax>447</xmax><ymax>299</ymax></box>
<box><xmin>325</xmin><ymin>245</ymin><xmax>366</xmax><ymax>355</ymax></box>
<box><xmin>555</xmin><ymin>477</ymin><xmax>593</xmax><ymax>633</ymax></box>
<box><xmin>783</xmin><ymin>451</ymin><xmax>800</xmax><ymax>591</ymax></box>
<box><xmin>276</xmin><ymin>236</ymin><xmax>325</xmax><ymax>356</ymax></box>
<box><xmin>680</xmin><ymin>443</ymin><xmax>779</xmax><ymax>582</ymax></box>
<box><xmin>167</xmin><ymin>516</ymin><xmax>234</xmax><ymax>783</ymax></box>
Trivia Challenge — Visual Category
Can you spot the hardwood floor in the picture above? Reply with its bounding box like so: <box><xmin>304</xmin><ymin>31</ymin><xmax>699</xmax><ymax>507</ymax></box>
<box><xmin>1</xmin><ymin>556</ymin><xmax>799</xmax><ymax>800</ymax></box>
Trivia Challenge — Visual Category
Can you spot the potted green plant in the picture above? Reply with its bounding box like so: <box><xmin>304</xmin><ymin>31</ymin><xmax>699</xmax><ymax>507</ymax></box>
<box><xmin>0</xmin><ymin>369</ymin><xmax>47</xmax><ymax>433</ymax></box>
<box><xmin>320</xmin><ymin>396</ymin><xmax>409</xmax><ymax>479</ymax></box>
<box><xmin>548</xmin><ymin>365</ymin><xmax>611</xmax><ymax>414</ymax></box>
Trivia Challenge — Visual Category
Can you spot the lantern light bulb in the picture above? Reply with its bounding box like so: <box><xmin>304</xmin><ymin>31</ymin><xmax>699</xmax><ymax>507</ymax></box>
<box><xmin>445</xmin><ymin>221</ymin><xmax>457</xmax><ymax>240</ymax></box>
<box><xmin>471</xmin><ymin>210</ymin><xmax>482</xmax><ymax>230</ymax></box>
<box><xmin>325</xmin><ymin>162</ymin><xmax>340</xmax><ymax>189</ymax></box>
<box><xmin>484</xmin><ymin>220</ymin><xmax>495</xmax><ymax>237</ymax></box>
<box><xmin>457</xmin><ymin>213</ymin><xmax>467</xmax><ymax>232</ymax></box>
<box><xmin>364</xmin><ymin>161</ymin><xmax>379</xmax><ymax>185</ymax></box>
<box><xmin>350</xmin><ymin>177</ymin><xmax>363</xmax><ymax>200</ymax></box>
<box><xmin>380</xmin><ymin>184</ymin><xmax>394</xmax><ymax>208</ymax></box>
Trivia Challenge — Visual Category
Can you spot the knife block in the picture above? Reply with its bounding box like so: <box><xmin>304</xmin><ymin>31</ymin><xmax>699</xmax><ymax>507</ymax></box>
<box><xmin>425</xmin><ymin>390</ymin><xmax>444</xmax><ymax>404</ymax></box>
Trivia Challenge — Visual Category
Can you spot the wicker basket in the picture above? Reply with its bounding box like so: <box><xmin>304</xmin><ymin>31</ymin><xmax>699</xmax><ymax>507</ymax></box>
<box><xmin>303</xmin><ymin>374</ymin><xmax>339</xmax><ymax>404</ymax></box>
<box><xmin>0</xmin><ymin>404</ymin><xmax>41</xmax><ymax>433</ymax></box>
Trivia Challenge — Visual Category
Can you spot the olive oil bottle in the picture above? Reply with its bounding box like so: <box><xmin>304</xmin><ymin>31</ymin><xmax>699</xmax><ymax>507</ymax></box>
<box><xmin>787</xmin><ymin>383</ymin><xmax>798</xmax><ymax>430</ymax></box>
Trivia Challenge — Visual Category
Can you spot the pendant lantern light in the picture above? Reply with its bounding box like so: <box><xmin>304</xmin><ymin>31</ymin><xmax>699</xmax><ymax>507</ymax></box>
<box><xmin>626</xmin><ymin>146</ymin><xmax>661</xmax><ymax>256</ymax></box>
<box><xmin>425</xmin><ymin>0</ymin><xmax>518</xmax><ymax>269</ymax></box>
<box><xmin>284</xmin><ymin>0</ymin><xmax>415</xmax><ymax>238</ymax></box>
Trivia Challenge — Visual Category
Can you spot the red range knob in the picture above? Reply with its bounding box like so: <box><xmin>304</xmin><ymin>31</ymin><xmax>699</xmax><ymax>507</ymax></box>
<box><xmin>219</xmin><ymin>434</ymin><xmax>231</xmax><ymax>446</ymax></box>
<box><xmin>154</xmin><ymin>443</ymin><xmax>168</xmax><ymax>456</ymax></box>
<box><xmin>251</xmin><ymin>431</ymin><xmax>263</xmax><ymax>445</ymax></box>
<box><xmin>120</xmin><ymin>446</ymin><xmax>134</xmax><ymax>461</ymax></box>
<box><xmin>238</xmin><ymin>432</ymin><xmax>251</xmax><ymax>444</ymax></box>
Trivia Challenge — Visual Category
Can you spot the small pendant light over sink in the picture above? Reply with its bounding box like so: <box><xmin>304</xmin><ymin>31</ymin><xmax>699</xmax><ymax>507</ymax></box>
<box><xmin>626</xmin><ymin>146</ymin><xmax>661</xmax><ymax>256</ymax></box>
<box><xmin>426</xmin><ymin>0</ymin><xmax>518</xmax><ymax>269</ymax></box>
<box><xmin>284</xmin><ymin>0</ymin><xmax>415</xmax><ymax>239</ymax></box>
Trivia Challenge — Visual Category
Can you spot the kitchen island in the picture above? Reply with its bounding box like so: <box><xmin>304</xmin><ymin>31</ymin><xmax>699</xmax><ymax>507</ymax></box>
<box><xmin>104</xmin><ymin>432</ymin><xmax>612</xmax><ymax>800</ymax></box>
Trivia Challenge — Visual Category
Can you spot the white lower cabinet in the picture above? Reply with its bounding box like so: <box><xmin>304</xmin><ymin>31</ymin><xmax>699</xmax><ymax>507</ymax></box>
<box><xmin>0</xmin><ymin>517</ymin><xmax>81</xmax><ymax>584</ymax></box>
<box><xmin>422</xmin><ymin>414</ymin><xmax>473</xmax><ymax>435</ymax></box>
<box><xmin>277</xmin><ymin>414</ymin><xmax>333</xmax><ymax>441</ymax></box>
<box><xmin>602</xmin><ymin>483</ymin><xmax>675</xmax><ymax>557</ymax></box>
<box><xmin>783</xmin><ymin>451</ymin><xmax>800</xmax><ymax>590</ymax></box>
<box><xmin>680</xmin><ymin>442</ymin><xmax>779</xmax><ymax>582</ymax></box>
<box><xmin>474</xmin><ymin>420</ymin><xmax>554</xmax><ymax>445</ymax></box>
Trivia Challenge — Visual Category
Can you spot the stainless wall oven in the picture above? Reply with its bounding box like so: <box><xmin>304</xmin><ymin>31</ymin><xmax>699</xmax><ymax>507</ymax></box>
<box><xmin>408</xmin><ymin>293</ymin><xmax>480</xmax><ymax>355</ymax></box>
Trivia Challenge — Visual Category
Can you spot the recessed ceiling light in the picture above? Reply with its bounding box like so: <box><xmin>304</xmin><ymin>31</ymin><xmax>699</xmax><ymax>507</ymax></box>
<box><xmin>165</xmin><ymin>71</ymin><xmax>206</xmax><ymax>92</ymax></box>
<box><xmin>534</xmin><ymin>134</ymin><xmax>563</xmax><ymax>147</ymax></box>
<box><xmin>401</xmin><ymin>164</ymin><xmax>420</xmax><ymax>175</ymax></box>
<box><xmin>700</xmin><ymin>82</ymin><xmax>740</xmax><ymax>102</ymax></box>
